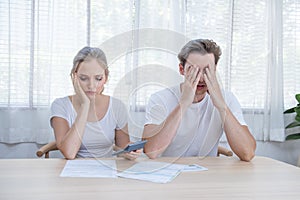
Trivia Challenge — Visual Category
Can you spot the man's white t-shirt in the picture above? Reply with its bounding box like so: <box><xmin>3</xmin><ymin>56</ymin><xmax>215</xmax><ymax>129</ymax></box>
<box><xmin>50</xmin><ymin>96</ymin><xmax>127</xmax><ymax>158</ymax></box>
<box><xmin>144</xmin><ymin>85</ymin><xmax>246</xmax><ymax>157</ymax></box>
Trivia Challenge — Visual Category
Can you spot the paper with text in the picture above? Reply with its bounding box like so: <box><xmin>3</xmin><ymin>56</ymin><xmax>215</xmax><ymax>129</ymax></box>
<box><xmin>60</xmin><ymin>160</ymin><xmax>117</xmax><ymax>178</ymax></box>
<box><xmin>117</xmin><ymin>161</ymin><xmax>188</xmax><ymax>183</ymax></box>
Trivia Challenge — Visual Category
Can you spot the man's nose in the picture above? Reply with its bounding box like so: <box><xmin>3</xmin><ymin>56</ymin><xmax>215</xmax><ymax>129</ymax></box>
<box><xmin>198</xmin><ymin>69</ymin><xmax>205</xmax><ymax>82</ymax></box>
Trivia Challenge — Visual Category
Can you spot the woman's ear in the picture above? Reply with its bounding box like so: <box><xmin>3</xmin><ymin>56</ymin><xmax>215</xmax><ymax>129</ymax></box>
<box><xmin>179</xmin><ymin>63</ymin><xmax>184</xmax><ymax>75</ymax></box>
<box><xmin>71</xmin><ymin>73</ymin><xmax>75</xmax><ymax>85</ymax></box>
<box><xmin>103</xmin><ymin>73</ymin><xmax>108</xmax><ymax>84</ymax></box>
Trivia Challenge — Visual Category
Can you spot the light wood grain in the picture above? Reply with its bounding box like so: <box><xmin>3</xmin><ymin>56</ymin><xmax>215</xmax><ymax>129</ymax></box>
<box><xmin>0</xmin><ymin>156</ymin><xmax>299</xmax><ymax>200</ymax></box>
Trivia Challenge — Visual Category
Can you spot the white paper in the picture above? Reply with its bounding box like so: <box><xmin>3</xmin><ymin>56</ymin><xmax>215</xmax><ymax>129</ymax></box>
<box><xmin>117</xmin><ymin>161</ymin><xmax>187</xmax><ymax>183</ymax></box>
<box><xmin>60</xmin><ymin>160</ymin><xmax>117</xmax><ymax>178</ymax></box>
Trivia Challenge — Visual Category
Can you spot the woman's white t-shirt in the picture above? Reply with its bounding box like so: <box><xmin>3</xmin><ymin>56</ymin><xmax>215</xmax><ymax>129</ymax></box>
<box><xmin>50</xmin><ymin>96</ymin><xmax>127</xmax><ymax>158</ymax></box>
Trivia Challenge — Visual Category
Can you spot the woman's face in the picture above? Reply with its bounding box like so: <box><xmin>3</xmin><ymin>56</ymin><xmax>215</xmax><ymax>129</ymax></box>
<box><xmin>76</xmin><ymin>58</ymin><xmax>107</xmax><ymax>99</ymax></box>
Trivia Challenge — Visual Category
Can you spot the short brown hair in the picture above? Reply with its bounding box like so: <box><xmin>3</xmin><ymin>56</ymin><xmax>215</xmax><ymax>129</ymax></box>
<box><xmin>177</xmin><ymin>39</ymin><xmax>222</xmax><ymax>67</ymax></box>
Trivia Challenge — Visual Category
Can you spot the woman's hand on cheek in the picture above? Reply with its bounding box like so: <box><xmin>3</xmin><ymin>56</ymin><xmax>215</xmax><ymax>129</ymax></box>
<box><xmin>72</xmin><ymin>73</ymin><xmax>90</xmax><ymax>106</ymax></box>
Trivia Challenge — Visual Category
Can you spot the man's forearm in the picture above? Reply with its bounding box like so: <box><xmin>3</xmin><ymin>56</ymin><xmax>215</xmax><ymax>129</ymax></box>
<box><xmin>222</xmin><ymin>107</ymin><xmax>256</xmax><ymax>161</ymax></box>
<box><xmin>143</xmin><ymin>103</ymin><xmax>188</xmax><ymax>158</ymax></box>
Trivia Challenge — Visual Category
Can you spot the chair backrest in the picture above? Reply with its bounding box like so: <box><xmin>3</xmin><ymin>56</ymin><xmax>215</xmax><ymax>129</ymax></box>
<box><xmin>217</xmin><ymin>146</ymin><xmax>233</xmax><ymax>157</ymax></box>
<box><xmin>36</xmin><ymin>141</ymin><xmax>58</xmax><ymax>158</ymax></box>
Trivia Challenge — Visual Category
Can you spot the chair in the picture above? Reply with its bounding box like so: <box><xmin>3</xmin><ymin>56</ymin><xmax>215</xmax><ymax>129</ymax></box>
<box><xmin>36</xmin><ymin>141</ymin><xmax>233</xmax><ymax>158</ymax></box>
<box><xmin>36</xmin><ymin>141</ymin><xmax>58</xmax><ymax>158</ymax></box>
<box><xmin>217</xmin><ymin>146</ymin><xmax>233</xmax><ymax>157</ymax></box>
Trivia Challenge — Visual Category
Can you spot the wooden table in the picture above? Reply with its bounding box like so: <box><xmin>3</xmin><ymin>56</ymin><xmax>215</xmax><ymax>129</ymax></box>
<box><xmin>0</xmin><ymin>156</ymin><xmax>299</xmax><ymax>200</ymax></box>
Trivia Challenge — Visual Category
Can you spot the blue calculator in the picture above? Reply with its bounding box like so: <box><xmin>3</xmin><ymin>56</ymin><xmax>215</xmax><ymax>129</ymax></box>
<box><xmin>112</xmin><ymin>140</ymin><xmax>147</xmax><ymax>156</ymax></box>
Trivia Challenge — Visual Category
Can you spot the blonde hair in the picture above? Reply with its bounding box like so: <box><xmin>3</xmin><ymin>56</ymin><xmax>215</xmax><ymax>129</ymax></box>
<box><xmin>70</xmin><ymin>47</ymin><xmax>109</xmax><ymax>77</ymax></box>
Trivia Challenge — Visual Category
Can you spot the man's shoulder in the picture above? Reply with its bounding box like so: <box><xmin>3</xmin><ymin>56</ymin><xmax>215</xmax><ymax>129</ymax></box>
<box><xmin>220</xmin><ymin>90</ymin><xmax>242</xmax><ymax>109</ymax></box>
<box><xmin>222</xmin><ymin>90</ymin><xmax>238</xmax><ymax>101</ymax></box>
<box><xmin>151</xmin><ymin>85</ymin><xmax>180</xmax><ymax>99</ymax></box>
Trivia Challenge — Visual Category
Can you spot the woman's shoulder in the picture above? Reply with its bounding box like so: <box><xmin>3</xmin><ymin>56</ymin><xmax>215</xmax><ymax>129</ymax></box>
<box><xmin>109</xmin><ymin>96</ymin><xmax>122</xmax><ymax>103</ymax></box>
<box><xmin>105</xmin><ymin>96</ymin><xmax>127</xmax><ymax>112</ymax></box>
<box><xmin>52</xmin><ymin>96</ymin><xmax>72</xmax><ymax>105</ymax></box>
<box><xmin>51</xmin><ymin>96</ymin><xmax>73</xmax><ymax>112</ymax></box>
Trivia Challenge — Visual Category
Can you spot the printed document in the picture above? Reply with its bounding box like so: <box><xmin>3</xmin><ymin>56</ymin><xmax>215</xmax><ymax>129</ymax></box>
<box><xmin>60</xmin><ymin>160</ymin><xmax>117</xmax><ymax>178</ymax></box>
<box><xmin>117</xmin><ymin>161</ymin><xmax>187</xmax><ymax>183</ymax></box>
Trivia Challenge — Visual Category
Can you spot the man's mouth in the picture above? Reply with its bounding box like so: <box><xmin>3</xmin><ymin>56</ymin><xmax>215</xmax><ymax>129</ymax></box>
<box><xmin>197</xmin><ymin>83</ymin><xmax>206</xmax><ymax>89</ymax></box>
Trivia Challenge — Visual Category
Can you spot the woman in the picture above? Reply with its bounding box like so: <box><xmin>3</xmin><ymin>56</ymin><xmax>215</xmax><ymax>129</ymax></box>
<box><xmin>50</xmin><ymin>47</ymin><xmax>140</xmax><ymax>160</ymax></box>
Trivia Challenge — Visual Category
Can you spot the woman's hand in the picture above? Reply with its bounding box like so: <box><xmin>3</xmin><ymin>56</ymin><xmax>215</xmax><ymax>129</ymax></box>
<box><xmin>119</xmin><ymin>149</ymin><xmax>142</xmax><ymax>160</ymax></box>
<box><xmin>72</xmin><ymin>73</ymin><xmax>90</xmax><ymax>106</ymax></box>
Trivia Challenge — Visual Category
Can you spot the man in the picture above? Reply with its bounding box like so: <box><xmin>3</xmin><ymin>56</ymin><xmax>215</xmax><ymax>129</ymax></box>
<box><xmin>142</xmin><ymin>39</ymin><xmax>256</xmax><ymax>161</ymax></box>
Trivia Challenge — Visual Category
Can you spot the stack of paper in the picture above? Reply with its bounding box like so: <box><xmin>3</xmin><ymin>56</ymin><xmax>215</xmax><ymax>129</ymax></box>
<box><xmin>60</xmin><ymin>160</ymin><xmax>208</xmax><ymax>183</ymax></box>
<box><xmin>117</xmin><ymin>161</ymin><xmax>207</xmax><ymax>183</ymax></box>
<box><xmin>60</xmin><ymin>160</ymin><xmax>117</xmax><ymax>178</ymax></box>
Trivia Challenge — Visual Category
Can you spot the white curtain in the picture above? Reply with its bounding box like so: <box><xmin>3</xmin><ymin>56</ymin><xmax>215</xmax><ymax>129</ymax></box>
<box><xmin>0</xmin><ymin>0</ymin><xmax>299</xmax><ymax>144</ymax></box>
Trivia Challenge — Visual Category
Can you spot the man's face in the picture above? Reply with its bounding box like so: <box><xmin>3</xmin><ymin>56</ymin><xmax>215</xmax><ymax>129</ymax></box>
<box><xmin>180</xmin><ymin>52</ymin><xmax>215</xmax><ymax>96</ymax></box>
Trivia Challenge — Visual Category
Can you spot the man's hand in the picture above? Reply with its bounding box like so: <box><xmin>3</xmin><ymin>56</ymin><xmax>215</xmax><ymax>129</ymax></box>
<box><xmin>180</xmin><ymin>66</ymin><xmax>200</xmax><ymax>109</ymax></box>
<box><xmin>204</xmin><ymin>63</ymin><xmax>226</xmax><ymax>112</ymax></box>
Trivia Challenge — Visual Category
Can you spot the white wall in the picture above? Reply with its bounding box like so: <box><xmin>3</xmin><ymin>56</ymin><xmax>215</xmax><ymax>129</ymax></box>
<box><xmin>255</xmin><ymin>140</ymin><xmax>300</xmax><ymax>166</ymax></box>
<box><xmin>220</xmin><ymin>140</ymin><xmax>300</xmax><ymax>166</ymax></box>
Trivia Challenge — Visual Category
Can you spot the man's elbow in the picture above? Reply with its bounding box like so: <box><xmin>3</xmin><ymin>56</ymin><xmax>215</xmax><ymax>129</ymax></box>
<box><xmin>239</xmin><ymin>150</ymin><xmax>255</xmax><ymax>162</ymax></box>
<box><xmin>238</xmin><ymin>138</ymin><xmax>256</xmax><ymax>162</ymax></box>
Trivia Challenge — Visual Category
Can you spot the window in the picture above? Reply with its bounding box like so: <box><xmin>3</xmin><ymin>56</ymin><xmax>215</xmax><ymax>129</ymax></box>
<box><xmin>283</xmin><ymin>0</ymin><xmax>300</xmax><ymax>108</ymax></box>
<box><xmin>1</xmin><ymin>0</ymin><xmax>300</xmax><ymax>143</ymax></box>
<box><xmin>0</xmin><ymin>0</ymin><xmax>87</xmax><ymax>108</ymax></box>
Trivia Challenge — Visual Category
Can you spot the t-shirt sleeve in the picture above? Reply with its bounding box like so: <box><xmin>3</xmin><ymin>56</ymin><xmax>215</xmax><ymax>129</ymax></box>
<box><xmin>111</xmin><ymin>98</ymin><xmax>128</xmax><ymax>130</ymax></box>
<box><xmin>226</xmin><ymin>92</ymin><xmax>247</xmax><ymax>126</ymax></box>
<box><xmin>50</xmin><ymin>98</ymin><xmax>71</xmax><ymax>127</ymax></box>
<box><xmin>144</xmin><ymin>93</ymin><xmax>168</xmax><ymax>125</ymax></box>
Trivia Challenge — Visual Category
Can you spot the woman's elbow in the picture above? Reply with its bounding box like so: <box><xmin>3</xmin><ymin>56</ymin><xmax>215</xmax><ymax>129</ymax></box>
<box><xmin>145</xmin><ymin>152</ymin><xmax>159</xmax><ymax>159</ymax></box>
<box><xmin>144</xmin><ymin>145</ymin><xmax>160</xmax><ymax>159</ymax></box>
<box><xmin>57</xmin><ymin>146</ymin><xmax>77</xmax><ymax>160</ymax></box>
<box><xmin>64</xmin><ymin>154</ymin><xmax>76</xmax><ymax>160</ymax></box>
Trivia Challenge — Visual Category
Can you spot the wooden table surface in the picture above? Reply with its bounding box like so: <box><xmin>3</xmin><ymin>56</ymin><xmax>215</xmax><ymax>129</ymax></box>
<box><xmin>0</xmin><ymin>156</ymin><xmax>299</xmax><ymax>200</ymax></box>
